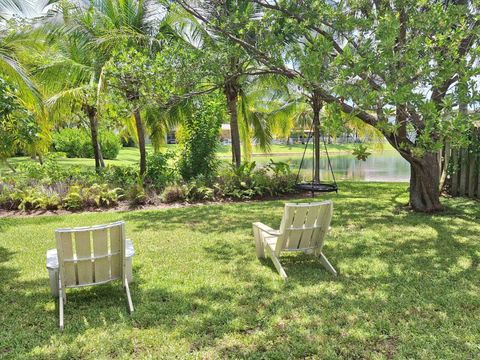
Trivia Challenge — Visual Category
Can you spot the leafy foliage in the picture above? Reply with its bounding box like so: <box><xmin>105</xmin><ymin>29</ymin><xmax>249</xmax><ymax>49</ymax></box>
<box><xmin>178</xmin><ymin>95</ymin><xmax>223</xmax><ymax>181</ymax></box>
<box><xmin>217</xmin><ymin>160</ymin><xmax>296</xmax><ymax>200</ymax></box>
<box><xmin>53</xmin><ymin>128</ymin><xmax>121</xmax><ymax>159</ymax></box>
<box><xmin>352</xmin><ymin>144</ymin><xmax>372</xmax><ymax>161</ymax></box>
<box><xmin>144</xmin><ymin>151</ymin><xmax>176</xmax><ymax>191</ymax></box>
<box><xmin>0</xmin><ymin>77</ymin><xmax>43</xmax><ymax>161</ymax></box>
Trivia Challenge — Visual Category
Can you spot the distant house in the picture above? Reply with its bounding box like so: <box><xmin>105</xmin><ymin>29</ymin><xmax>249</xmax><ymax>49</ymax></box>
<box><xmin>220</xmin><ymin>124</ymin><xmax>231</xmax><ymax>143</ymax></box>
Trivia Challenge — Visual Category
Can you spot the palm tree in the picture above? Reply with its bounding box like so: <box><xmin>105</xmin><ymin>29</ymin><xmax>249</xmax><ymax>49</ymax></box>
<box><xmin>0</xmin><ymin>26</ymin><xmax>42</xmax><ymax>105</ymax></box>
<box><xmin>0</xmin><ymin>14</ymin><xmax>50</xmax><ymax>166</ymax></box>
<box><xmin>173</xmin><ymin>1</ymin><xmax>281</xmax><ymax>166</ymax></box>
<box><xmin>62</xmin><ymin>0</ymin><xmax>180</xmax><ymax>175</ymax></box>
<box><xmin>0</xmin><ymin>0</ymin><xmax>60</xmax><ymax>20</ymax></box>
<box><xmin>34</xmin><ymin>29</ymin><xmax>107</xmax><ymax>170</ymax></box>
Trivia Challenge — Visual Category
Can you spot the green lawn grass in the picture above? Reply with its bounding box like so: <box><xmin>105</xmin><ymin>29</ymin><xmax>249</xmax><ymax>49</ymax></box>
<box><xmin>1</xmin><ymin>182</ymin><xmax>479</xmax><ymax>359</ymax></box>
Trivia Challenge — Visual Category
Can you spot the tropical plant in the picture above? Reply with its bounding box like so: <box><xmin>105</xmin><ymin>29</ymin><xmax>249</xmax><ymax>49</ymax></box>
<box><xmin>177</xmin><ymin>94</ymin><xmax>223</xmax><ymax>181</ymax></box>
<box><xmin>352</xmin><ymin>144</ymin><xmax>372</xmax><ymax>162</ymax></box>
<box><xmin>144</xmin><ymin>151</ymin><xmax>176</xmax><ymax>191</ymax></box>
<box><xmin>0</xmin><ymin>77</ymin><xmax>48</xmax><ymax>170</ymax></box>
<box><xmin>0</xmin><ymin>0</ymin><xmax>58</xmax><ymax>20</ymax></box>
<box><xmin>35</xmin><ymin>2</ymin><xmax>112</xmax><ymax>171</ymax></box>
<box><xmin>52</xmin><ymin>128</ymin><xmax>121</xmax><ymax>159</ymax></box>
<box><xmin>174</xmin><ymin>1</ymin><xmax>284</xmax><ymax>167</ymax></box>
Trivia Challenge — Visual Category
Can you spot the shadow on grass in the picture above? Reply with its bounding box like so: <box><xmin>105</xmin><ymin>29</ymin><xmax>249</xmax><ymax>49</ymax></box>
<box><xmin>1</xmin><ymin>182</ymin><xmax>479</xmax><ymax>358</ymax></box>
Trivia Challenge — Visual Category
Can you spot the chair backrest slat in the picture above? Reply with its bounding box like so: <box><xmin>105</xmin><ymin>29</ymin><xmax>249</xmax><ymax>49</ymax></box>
<box><xmin>297</xmin><ymin>204</ymin><xmax>322</xmax><ymax>249</ymax></box>
<box><xmin>109</xmin><ymin>224</ymin><xmax>122</xmax><ymax>279</ymax></box>
<box><xmin>92</xmin><ymin>228</ymin><xmax>109</xmax><ymax>283</ymax></box>
<box><xmin>56</xmin><ymin>222</ymin><xmax>126</xmax><ymax>288</ymax></box>
<box><xmin>283</xmin><ymin>206</ymin><xmax>309</xmax><ymax>250</ymax></box>
<box><xmin>276</xmin><ymin>201</ymin><xmax>333</xmax><ymax>254</ymax></box>
<box><xmin>56</xmin><ymin>232</ymin><xmax>76</xmax><ymax>286</ymax></box>
<box><xmin>75</xmin><ymin>230</ymin><xmax>93</xmax><ymax>284</ymax></box>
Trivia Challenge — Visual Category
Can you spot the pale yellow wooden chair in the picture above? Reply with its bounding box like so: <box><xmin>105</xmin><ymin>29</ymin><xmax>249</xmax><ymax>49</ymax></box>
<box><xmin>46</xmin><ymin>221</ymin><xmax>134</xmax><ymax>330</ymax></box>
<box><xmin>253</xmin><ymin>201</ymin><xmax>336</xmax><ymax>280</ymax></box>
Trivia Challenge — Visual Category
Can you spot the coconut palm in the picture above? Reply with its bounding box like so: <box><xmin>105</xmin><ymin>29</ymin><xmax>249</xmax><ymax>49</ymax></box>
<box><xmin>173</xmin><ymin>1</ymin><xmax>285</xmax><ymax>166</ymax></box>
<box><xmin>0</xmin><ymin>0</ymin><xmax>58</xmax><ymax>20</ymax></box>
<box><xmin>34</xmin><ymin>28</ymin><xmax>107</xmax><ymax>170</ymax></box>
<box><xmin>0</xmin><ymin>14</ymin><xmax>51</xmax><ymax>166</ymax></box>
<box><xmin>0</xmin><ymin>25</ymin><xmax>42</xmax><ymax>104</ymax></box>
<box><xmin>60</xmin><ymin>0</ymin><xmax>182</xmax><ymax>175</ymax></box>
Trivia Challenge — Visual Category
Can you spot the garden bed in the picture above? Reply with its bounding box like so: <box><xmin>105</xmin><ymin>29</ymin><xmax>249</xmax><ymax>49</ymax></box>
<box><xmin>0</xmin><ymin>192</ymin><xmax>311</xmax><ymax>218</ymax></box>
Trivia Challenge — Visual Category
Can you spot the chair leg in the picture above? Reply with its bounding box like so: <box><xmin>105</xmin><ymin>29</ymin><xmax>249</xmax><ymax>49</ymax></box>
<box><xmin>58</xmin><ymin>288</ymin><xmax>64</xmax><ymax>330</ymax></box>
<box><xmin>266</xmin><ymin>248</ymin><xmax>288</xmax><ymax>281</ymax></box>
<box><xmin>318</xmin><ymin>252</ymin><xmax>337</xmax><ymax>276</ymax></box>
<box><xmin>124</xmin><ymin>277</ymin><xmax>134</xmax><ymax>313</ymax></box>
<box><xmin>252</xmin><ymin>225</ymin><xmax>266</xmax><ymax>259</ymax></box>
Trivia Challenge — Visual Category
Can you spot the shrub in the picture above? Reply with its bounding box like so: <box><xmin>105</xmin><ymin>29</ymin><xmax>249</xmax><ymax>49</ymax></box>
<box><xmin>0</xmin><ymin>187</ymin><xmax>61</xmax><ymax>211</ymax></box>
<box><xmin>101</xmin><ymin>165</ymin><xmax>139</xmax><ymax>189</ymax></box>
<box><xmin>161</xmin><ymin>185</ymin><xmax>187</xmax><ymax>203</ymax></box>
<box><xmin>9</xmin><ymin>157</ymin><xmax>100</xmax><ymax>188</ymax></box>
<box><xmin>125</xmin><ymin>183</ymin><xmax>147</xmax><ymax>206</ymax></box>
<box><xmin>178</xmin><ymin>95</ymin><xmax>223</xmax><ymax>181</ymax></box>
<box><xmin>63</xmin><ymin>186</ymin><xmax>84</xmax><ymax>210</ymax></box>
<box><xmin>185</xmin><ymin>179</ymin><xmax>215</xmax><ymax>202</ymax></box>
<box><xmin>98</xmin><ymin>132</ymin><xmax>122</xmax><ymax>160</ymax></box>
<box><xmin>144</xmin><ymin>152</ymin><xmax>176</xmax><ymax>191</ymax></box>
<box><xmin>216</xmin><ymin>160</ymin><xmax>297</xmax><ymax>200</ymax></box>
<box><xmin>53</xmin><ymin>128</ymin><xmax>90</xmax><ymax>158</ymax></box>
<box><xmin>82</xmin><ymin>184</ymin><xmax>122</xmax><ymax>208</ymax></box>
<box><xmin>53</xmin><ymin>128</ymin><xmax>121</xmax><ymax>159</ymax></box>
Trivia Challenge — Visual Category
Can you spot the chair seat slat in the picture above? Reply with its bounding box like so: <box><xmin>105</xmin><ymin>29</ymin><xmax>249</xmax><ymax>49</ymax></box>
<box><xmin>286</xmin><ymin>225</ymin><xmax>324</xmax><ymax>231</ymax></box>
<box><xmin>65</xmin><ymin>276</ymin><xmax>121</xmax><ymax>288</ymax></box>
<box><xmin>62</xmin><ymin>251</ymin><xmax>121</xmax><ymax>262</ymax></box>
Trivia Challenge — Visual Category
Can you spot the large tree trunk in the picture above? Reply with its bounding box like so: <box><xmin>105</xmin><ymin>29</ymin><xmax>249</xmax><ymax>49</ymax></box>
<box><xmin>133</xmin><ymin>108</ymin><xmax>147</xmax><ymax>176</ymax></box>
<box><xmin>85</xmin><ymin>105</ymin><xmax>105</xmax><ymax>171</ymax></box>
<box><xmin>385</xmin><ymin>132</ymin><xmax>443</xmax><ymax>212</ymax></box>
<box><xmin>408</xmin><ymin>153</ymin><xmax>443</xmax><ymax>212</ymax></box>
<box><xmin>224</xmin><ymin>79</ymin><xmax>241</xmax><ymax>168</ymax></box>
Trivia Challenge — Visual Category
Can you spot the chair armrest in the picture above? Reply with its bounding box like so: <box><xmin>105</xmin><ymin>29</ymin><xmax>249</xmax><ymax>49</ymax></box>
<box><xmin>46</xmin><ymin>249</ymin><xmax>58</xmax><ymax>270</ymax></box>
<box><xmin>126</xmin><ymin>239</ymin><xmax>135</xmax><ymax>258</ymax></box>
<box><xmin>252</xmin><ymin>222</ymin><xmax>280</xmax><ymax>236</ymax></box>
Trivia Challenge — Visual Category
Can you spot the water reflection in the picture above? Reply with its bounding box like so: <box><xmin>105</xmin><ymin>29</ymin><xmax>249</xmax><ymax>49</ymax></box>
<box><xmin>256</xmin><ymin>152</ymin><xmax>410</xmax><ymax>182</ymax></box>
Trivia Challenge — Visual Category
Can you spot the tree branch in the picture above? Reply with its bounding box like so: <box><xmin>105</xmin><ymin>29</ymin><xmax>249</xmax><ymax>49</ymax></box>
<box><xmin>176</xmin><ymin>1</ymin><xmax>300</xmax><ymax>79</ymax></box>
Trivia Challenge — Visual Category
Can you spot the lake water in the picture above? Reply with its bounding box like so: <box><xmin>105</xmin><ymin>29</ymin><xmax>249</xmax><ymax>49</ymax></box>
<box><xmin>254</xmin><ymin>151</ymin><xmax>410</xmax><ymax>182</ymax></box>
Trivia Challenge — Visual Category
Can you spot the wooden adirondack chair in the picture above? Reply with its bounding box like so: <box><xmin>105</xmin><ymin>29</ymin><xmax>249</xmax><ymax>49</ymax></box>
<box><xmin>49</xmin><ymin>221</ymin><xmax>134</xmax><ymax>330</ymax></box>
<box><xmin>252</xmin><ymin>201</ymin><xmax>337</xmax><ymax>280</ymax></box>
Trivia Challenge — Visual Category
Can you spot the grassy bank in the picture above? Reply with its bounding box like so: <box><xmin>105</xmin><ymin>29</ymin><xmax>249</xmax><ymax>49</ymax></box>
<box><xmin>0</xmin><ymin>182</ymin><xmax>479</xmax><ymax>359</ymax></box>
<box><xmin>1</xmin><ymin>142</ymin><xmax>394</xmax><ymax>173</ymax></box>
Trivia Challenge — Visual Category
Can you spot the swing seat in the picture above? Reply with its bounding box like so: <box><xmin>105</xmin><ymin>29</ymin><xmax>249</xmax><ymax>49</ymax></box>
<box><xmin>296</xmin><ymin>182</ymin><xmax>338</xmax><ymax>193</ymax></box>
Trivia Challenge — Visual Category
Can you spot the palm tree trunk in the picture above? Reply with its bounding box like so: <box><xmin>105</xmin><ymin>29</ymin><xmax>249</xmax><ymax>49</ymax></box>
<box><xmin>85</xmin><ymin>105</ymin><xmax>105</xmax><ymax>171</ymax></box>
<box><xmin>224</xmin><ymin>79</ymin><xmax>241</xmax><ymax>167</ymax></box>
<box><xmin>133</xmin><ymin>108</ymin><xmax>147</xmax><ymax>176</ymax></box>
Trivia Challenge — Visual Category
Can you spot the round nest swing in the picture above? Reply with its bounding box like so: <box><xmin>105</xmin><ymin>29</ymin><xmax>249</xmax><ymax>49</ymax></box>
<box><xmin>294</xmin><ymin>123</ymin><xmax>338</xmax><ymax>195</ymax></box>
